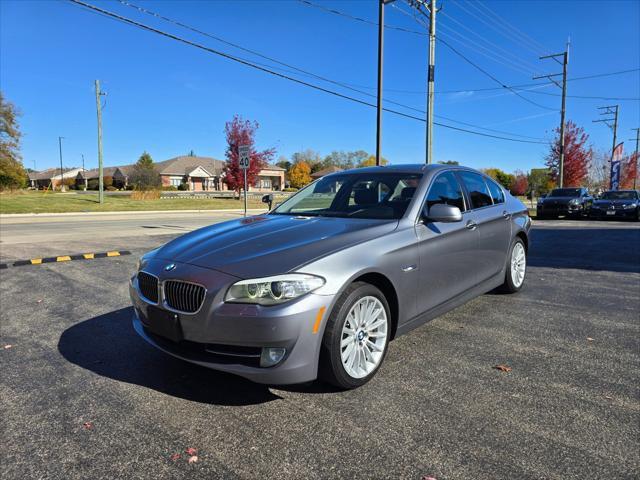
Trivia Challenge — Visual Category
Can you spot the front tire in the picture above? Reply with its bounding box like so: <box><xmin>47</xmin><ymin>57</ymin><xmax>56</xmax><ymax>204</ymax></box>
<box><xmin>499</xmin><ymin>238</ymin><xmax>527</xmax><ymax>293</ymax></box>
<box><xmin>319</xmin><ymin>282</ymin><xmax>391</xmax><ymax>389</ymax></box>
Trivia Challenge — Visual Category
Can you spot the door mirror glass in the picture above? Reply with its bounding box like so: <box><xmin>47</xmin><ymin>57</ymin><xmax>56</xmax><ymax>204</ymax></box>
<box><xmin>424</xmin><ymin>203</ymin><xmax>463</xmax><ymax>223</ymax></box>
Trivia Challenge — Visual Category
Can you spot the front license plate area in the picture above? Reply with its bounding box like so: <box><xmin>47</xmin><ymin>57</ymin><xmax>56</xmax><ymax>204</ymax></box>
<box><xmin>606</xmin><ymin>210</ymin><xmax>616</xmax><ymax>215</ymax></box>
<box><xmin>142</xmin><ymin>305</ymin><xmax>183</xmax><ymax>342</ymax></box>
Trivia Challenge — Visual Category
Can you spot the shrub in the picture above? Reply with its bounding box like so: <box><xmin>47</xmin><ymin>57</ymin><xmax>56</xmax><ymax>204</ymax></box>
<box><xmin>131</xmin><ymin>190</ymin><xmax>161</xmax><ymax>200</ymax></box>
<box><xmin>283</xmin><ymin>187</ymin><xmax>298</xmax><ymax>192</ymax></box>
<box><xmin>162</xmin><ymin>185</ymin><xmax>178</xmax><ymax>191</ymax></box>
<box><xmin>106</xmin><ymin>185</ymin><xmax>117</xmax><ymax>191</ymax></box>
<box><xmin>177</xmin><ymin>182</ymin><xmax>189</xmax><ymax>191</ymax></box>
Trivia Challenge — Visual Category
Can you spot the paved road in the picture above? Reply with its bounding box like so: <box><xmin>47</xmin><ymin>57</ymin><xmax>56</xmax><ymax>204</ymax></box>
<box><xmin>0</xmin><ymin>220</ymin><xmax>638</xmax><ymax>479</ymax></box>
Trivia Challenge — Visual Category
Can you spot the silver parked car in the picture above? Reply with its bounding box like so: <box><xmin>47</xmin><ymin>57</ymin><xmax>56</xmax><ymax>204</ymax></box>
<box><xmin>130</xmin><ymin>165</ymin><xmax>530</xmax><ymax>389</ymax></box>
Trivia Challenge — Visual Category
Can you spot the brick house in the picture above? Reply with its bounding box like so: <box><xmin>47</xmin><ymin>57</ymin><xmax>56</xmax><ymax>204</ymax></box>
<box><xmin>29</xmin><ymin>167</ymin><xmax>85</xmax><ymax>189</ymax></box>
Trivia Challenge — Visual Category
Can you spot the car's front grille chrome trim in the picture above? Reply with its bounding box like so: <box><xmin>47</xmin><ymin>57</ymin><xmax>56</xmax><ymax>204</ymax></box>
<box><xmin>163</xmin><ymin>279</ymin><xmax>206</xmax><ymax>314</ymax></box>
<box><xmin>137</xmin><ymin>271</ymin><xmax>159</xmax><ymax>304</ymax></box>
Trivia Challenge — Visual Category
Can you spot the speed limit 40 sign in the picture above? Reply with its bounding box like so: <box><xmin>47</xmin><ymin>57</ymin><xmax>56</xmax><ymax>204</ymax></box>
<box><xmin>238</xmin><ymin>145</ymin><xmax>250</xmax><ymax>169</ymax></box>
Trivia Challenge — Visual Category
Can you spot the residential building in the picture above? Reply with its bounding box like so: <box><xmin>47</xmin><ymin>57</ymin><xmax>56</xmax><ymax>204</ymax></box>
<box><xmin>28</xmin><ymin>167</ymin><xmax>85</xmax><ymax>189</ymax></box>
<box><xmin>310</xmin><ymin>165</ymin><xmax>343</xmax><ymax>180</ymax></box>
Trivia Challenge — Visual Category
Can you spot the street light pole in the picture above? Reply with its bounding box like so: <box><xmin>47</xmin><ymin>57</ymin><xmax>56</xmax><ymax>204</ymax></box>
<box><xmin>426</xmin><ymin>0</ymin><xmax>436</xmax><ymax>164</ymax></box>
<box><xmin>58</xmin><ymin>136</ymin><xmax>65</xmax><ymax>192</ymax></box>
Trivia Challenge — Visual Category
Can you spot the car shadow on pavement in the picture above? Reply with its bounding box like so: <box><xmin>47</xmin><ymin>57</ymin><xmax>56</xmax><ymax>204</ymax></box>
<box><xmin>528</xmin><ymin>227</ymin><xmax>640</xmax><ymax>273</ymax></box>
<box><xmin>57</xmin><ymin>307</ymin><xmax>282</xmax><ymax>406</ymax></box>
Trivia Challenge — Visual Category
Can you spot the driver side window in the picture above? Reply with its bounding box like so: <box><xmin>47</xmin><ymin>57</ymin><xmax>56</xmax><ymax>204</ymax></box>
<box><xmin>426</xmin><ymin>172</ymin><xmax>466</xmax><ymax>212</ymax></box>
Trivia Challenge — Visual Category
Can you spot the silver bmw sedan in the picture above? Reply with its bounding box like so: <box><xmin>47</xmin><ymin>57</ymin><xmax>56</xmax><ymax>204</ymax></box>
<box><xmin>130</xmin><ymin>164</ymin><xmax>530</xmax><ymax>389</ymax></box>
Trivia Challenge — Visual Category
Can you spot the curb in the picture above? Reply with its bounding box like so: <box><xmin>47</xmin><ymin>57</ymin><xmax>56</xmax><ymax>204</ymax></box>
<box><xmin>0</xmin><ymin>250</ymin><xmax>131</xmax><ymax>269</ymax></box>
<box><xmin>0</xmin><ymin>209</ymin><xmax>267</xmax><ymax>219</ymax></box>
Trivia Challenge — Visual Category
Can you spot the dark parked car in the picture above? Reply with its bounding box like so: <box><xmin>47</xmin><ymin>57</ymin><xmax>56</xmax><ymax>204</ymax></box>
<box><xmin>536</xmin><ymin>187</ymin><xmax>592</xmax><ymax>219</ymax></box>
<box><xmin>589</xmin><ymin>190</ymin><xmax>640</xmax><ymax>221</ymax></box>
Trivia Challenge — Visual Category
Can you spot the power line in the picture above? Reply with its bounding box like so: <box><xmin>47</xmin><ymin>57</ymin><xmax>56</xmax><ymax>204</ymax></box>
<box><xmin>510</xmin><ymin>88</ymin><xmax>639</xmax><ymax>101</ymax></box>
<box><xmin>436</xmin><ymin>36</ymin><xmax>557</xmax><ymax>111</ymax></box>
<box><xmin>116</xmin><ymin>0</ymin><xmax>548</xmax><ymax>140</ymax></box>
<box><xmin>296</xmin><ymin>0</ymin><xmax>639</xmax><ymax>99</ymax></box>
<box><xmin>68</xmin><ymin>0</ymin><xmax>548</xmax><ymax>145</ymax></box>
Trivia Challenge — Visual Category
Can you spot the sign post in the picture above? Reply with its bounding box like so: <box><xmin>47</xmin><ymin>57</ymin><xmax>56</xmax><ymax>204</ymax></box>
<box><xmin>238</xmin><ymin>145</ymin><xmax>250</xmax><ymax>217</ymax></box>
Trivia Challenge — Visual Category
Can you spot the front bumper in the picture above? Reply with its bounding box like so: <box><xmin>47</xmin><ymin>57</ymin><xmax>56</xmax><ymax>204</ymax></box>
<box><xmin>538</xmin><ymin>203</ymin><xmax>584</xmax><ymax>217</ymax></box>
<box><xmin>129</xmin><ymin>260</ymin><xmax>335</xmax><ymax>385</ymax></box>
<box><xmin>590</xmin><ymin>207</ymin><xmax>637</xmax><ymax>219</ymax></box>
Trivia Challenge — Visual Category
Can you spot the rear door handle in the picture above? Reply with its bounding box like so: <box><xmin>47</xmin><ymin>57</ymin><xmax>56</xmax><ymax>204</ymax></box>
<box><xmin>465</xmin><ymin>220</ymin><xmax>477</xmax><ymax>230</ymax></box>
<box><xmin>502</xmin><ymin>211</ymin><xmax>511</xmax><ymax>219</ymax></box>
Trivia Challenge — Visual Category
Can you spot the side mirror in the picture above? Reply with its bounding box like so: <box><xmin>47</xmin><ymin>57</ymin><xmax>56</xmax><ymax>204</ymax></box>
<box><xmin>424</xmin><ymin>203</ymin><xmax>463</xmax><ymax>223</ymax></box>
<box><xmin>262</xmin><ymin>194</ymin><xmax>273</xmax><ymax>210</ymax></box>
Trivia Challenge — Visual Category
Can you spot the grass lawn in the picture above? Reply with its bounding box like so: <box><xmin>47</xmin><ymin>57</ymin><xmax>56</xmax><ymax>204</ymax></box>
<box><xmin>0</xmin><ymin>192</ymin><xmax>268</xmax><ymax>214</ymax></box>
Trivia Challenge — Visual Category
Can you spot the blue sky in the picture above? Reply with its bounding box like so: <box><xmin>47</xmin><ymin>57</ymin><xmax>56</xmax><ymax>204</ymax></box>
<box><xmin>1</xmin><ymin>0</ymin><xmax>639</xmax><ymax>173</ymax></box>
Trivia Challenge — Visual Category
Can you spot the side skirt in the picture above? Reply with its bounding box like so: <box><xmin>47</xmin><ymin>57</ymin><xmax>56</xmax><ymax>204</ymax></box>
<box><xmin>395</xmin><ymin>271</ymin><xmax>504</xmax><ymax>338</ymax></box>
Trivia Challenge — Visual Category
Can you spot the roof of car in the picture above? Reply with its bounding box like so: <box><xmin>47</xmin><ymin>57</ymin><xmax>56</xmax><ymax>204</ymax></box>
<box><xmin>326</xmin><ymin>164</ymin><xmax>454</xmax><ymax>176</ymax></box>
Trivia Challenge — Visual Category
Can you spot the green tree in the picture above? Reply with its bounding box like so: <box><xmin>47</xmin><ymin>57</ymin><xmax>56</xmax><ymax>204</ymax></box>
<box><xmin>438</xmin><ymin>160</ymin><xmax>459</xmax><ymax>165</ymax></box>
<box><xmin>130</xmin><ymin>151</ymin><xmax>161</xmax><ymax>190</ymax></box>
<box><xmin>0</xmin><ymin>92</ymin><xmax>28</xmax><ymax>190</ymax></box>
<box><xmin>276</xmin><ymin>155</ymin><xmax>291</xmax><ymax>172</ymax></box>
<box><xmin>482</xmin><ymin>168</ymin><xmax>514</xmax><ymax>190</ymax></box>
<box><xmin>528</xmin><ymin>168</ymin><xmax>551</xmax><ymax>196</ymax></box>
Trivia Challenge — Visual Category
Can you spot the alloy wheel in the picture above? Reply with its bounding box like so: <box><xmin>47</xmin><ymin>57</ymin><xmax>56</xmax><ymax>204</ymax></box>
<box><xmin>511</xmin><ymin>242</ymin><xmax>526</xmax><ymax>288</ymax></box>
<box><xmin>340</xmin><ymin>296</ymin><xmax>388</xmax><ymax>379</ymax></box>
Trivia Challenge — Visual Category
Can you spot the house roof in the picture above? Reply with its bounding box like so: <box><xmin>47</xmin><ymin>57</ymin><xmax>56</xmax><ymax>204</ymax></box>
<box><xmin>262</xmin><ymin>164</ymin><xmax>286</xmax><ymax>172</ymax></box>
<box><xmin>311</xmin><ymin>166</ymin><xmax>343</xmax><ymax>178</ymax></box>
<box><xmin>155</xmin><ymin>156</ymin><xmax>225</xmax><ymax>176</ymax></box>
<box><xmin>29</xmin><ymin>167</ymin><xmax>82</xmax><ymax>181</ymax></box>
<box><xmin>79</xmin><ymin>166</ymin><xmax>130</xmax><ymax>179</ymax></box>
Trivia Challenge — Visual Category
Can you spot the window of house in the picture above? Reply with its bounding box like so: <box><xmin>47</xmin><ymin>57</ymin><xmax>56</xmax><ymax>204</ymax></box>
<box><xmin>170</xmin><ymin>177</ymin><xmax>182</xmax><ymax>187</ymax></box>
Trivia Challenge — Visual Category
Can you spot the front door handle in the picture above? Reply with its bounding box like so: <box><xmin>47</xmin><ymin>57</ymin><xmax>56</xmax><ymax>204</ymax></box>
<box><xmin>465</xmin><ymin>220</ymin><xmax>477</xmax><ymax>230</ymax></box>
<box><xmin>502</xmin><ymin>211</ymin><xmax>511</xmax><ymax>219</ymax></box>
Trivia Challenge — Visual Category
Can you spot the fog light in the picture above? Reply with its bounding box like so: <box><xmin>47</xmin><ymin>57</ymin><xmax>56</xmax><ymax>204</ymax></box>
<box><xmin>260</xmin><ymin>347</ymin><xmax>286</xmax><ymax>367</ymax></box>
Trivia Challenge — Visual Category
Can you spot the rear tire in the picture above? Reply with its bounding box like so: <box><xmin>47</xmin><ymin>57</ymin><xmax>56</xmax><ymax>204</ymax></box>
<box><xmin>319</xmin><ymin>282</ymin><xmax>391</xmax><ymax>390</ymax></box>
<box><xmin>499</xmin><ymin>238</ymin><xmax>527</xmax><ymax>293</ymax></box>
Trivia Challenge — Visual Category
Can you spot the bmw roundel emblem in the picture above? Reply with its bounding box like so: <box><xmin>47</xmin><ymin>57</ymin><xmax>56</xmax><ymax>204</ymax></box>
<box><xmin>164</xmin><ymin>263</ymin><xmax>176</xmax><ymax>272</ymax></box>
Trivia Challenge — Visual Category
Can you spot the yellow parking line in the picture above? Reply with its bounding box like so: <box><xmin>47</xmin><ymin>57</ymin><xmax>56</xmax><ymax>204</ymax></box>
<box><xmin>30</xmin><ymin>259</ymin><xmax>43</xmax><ymax>265</ymax></box>
<box><xmin>106</xmin><ymin>251</ymin><xmax>120</xmax><ymax>257</ymax></box>
<box><xmin>56</xmin><ymin>256</ymin><xmax>71</xmax><ymax>262</ymax></box>
<box><xmin>83</xmin><ymin>253</ymin><xmax>94</xmax><ymax>259</ymax></box>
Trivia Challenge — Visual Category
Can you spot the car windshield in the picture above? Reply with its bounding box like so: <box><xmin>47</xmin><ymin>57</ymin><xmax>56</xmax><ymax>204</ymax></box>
<box><xmin>273</xmin><ymin>172</ymin><xmax>423</xmax><ymax>220</ymax></box>
<box><xmin>600</xmin><ymin>191</ymin><xmax>637</xmax><ymax>200</ymax></box>
<box><xmin>550</xmin><ymin>188</ymin><xmax>582</xmax><ymax>197</ymax></box>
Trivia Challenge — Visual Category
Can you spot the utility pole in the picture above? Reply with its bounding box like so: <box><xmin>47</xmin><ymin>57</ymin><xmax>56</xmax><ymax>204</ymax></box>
<box><xmin>593</xmin><ymin>105</ymin><xmax>619</xmax><ymax>189</ymax></box>
<box><xmin>631</xmin><ymin>128</ymin><xmax>639</xmax><ymax>190</ymax></box>
<box><xmin>81</xmin><ymin>154</ymin><xmax>86</xmax><ymax>191</ymax></box>
<box><xmin>375</xmin><ymin>0</ymin><xmax>396</xmax><ymax>167</ymax></box>
<box><xmin>533</xmin><ymin>40</ymin><xmax>569</xmax><ymax>187</ymax></box>
<box><xmin>95</xmin><ymin>80</ymin><xmax>105</xmax><ymax>204</ymax></box>
<box><xmin>58</xmin><ymin>136</ymin><xmax>65</xmax><ymax>192</ymax></box>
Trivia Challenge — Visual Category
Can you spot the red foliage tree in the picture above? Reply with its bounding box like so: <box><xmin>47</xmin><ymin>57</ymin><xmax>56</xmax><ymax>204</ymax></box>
<box><xmin>510</xmin><ymin>171</ymin><xmax>529</xmax><ymax>196</ymax></box>
<box><xmin>620</xmin><ymin>153</ymin><xmax>638</xmax><ymax>190</ymax></box>
<box><xmin>545</xmin><ymin>121</ymin><xmax>592</xmax><ymax>187</ymax></box>
<box><xmin>223</xmin><ymin>115</ymin><xmax>275</xmax><ymax>194</ymax></box>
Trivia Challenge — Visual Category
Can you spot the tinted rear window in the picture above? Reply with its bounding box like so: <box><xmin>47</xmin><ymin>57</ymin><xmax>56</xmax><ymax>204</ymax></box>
<box><xmin>459</xmin><ymin>171</ymin><xmax>493</xmax><ymax>209</ymax></box>
<box><xmin>485</xmin><ymin>178</ymin><xmax>505</xmax><ymax>204</ymax></box>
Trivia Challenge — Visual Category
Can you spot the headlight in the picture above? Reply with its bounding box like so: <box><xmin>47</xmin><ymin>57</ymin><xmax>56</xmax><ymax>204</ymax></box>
<box><xmin>225</xmin><ymin>274</ymin><xmax>325</xmax><ymax>305</ymax></box>
<box><xmin>568</xmin><ymin>198</ymin><xmax>580</xmax><ymax>205</ymax></box>
<box><xmin>137</xmin><ymin>248</ymin><xmax>159</xmax><ymax>271</ymax></box>
<box><xmin>624</xmin><ymin>203</ymin><xmax>637</xmax><ymax>209</ymax></box>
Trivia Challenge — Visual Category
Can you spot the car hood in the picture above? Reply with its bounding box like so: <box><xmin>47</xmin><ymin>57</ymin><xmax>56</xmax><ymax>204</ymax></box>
<box><xmin>541</xmin><ymin>196</ymin><xmax>575</xmax><ymax>204</ymax></box>
<box><xmin>593</xmin><ymin>199</ymin><xmax>636</xmax><ymax>206</ymax></box>
<box><xmin>153</xmin><ymin>214</ymin><xmax>399</xmax><ymax>278</ymax></box>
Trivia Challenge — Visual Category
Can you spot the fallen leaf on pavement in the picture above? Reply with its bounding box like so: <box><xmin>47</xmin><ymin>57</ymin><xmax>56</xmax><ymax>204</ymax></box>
<box><xmin>604</xmin><ymin>395</ymin><xmax>613</xmax><ymax>400</ymax></box>
<box><xmin>188</xmin><ymin>455</ymin><xmax>198</xmax><ymax>464</ymax></box>
<box><xmin>82</xmin><ymin>422</ymin><xmax>94</xmax><ymax>430</ymax></box>
<box><xmin>494</xmin><ymin>364</ymin><xmax>512</xmax><ymax>372</ymax></box>
<box><xmin>185</xmin><ymin>447</ymin><xmax>197</xmax><ymax>456</ymax></box>
<box><xmin>169</xmin><ymin>453</ymin><xmax>181</xmax><ymax>462</ymax></box>
<box><xmin>587</xmin><ymin>337</ymin><xmax>594</xmax><ymax>342</ymax></box>
<box><xmin>422</xmin><ymin>476</ymin><xmax>437</xmax><ymax>480</ymax></box>
<box><xmin>3</xmin><ymin>344</ymin><xmax>13</xmax><ymax>349</ymax></box>
<box><xmin>37</xmin><ymin>299</ymin><xmax>43</xmax><ymax>303</ymax></box>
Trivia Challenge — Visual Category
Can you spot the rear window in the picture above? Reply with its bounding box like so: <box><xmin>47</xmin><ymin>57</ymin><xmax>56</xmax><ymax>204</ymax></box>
<box><xmin>485</xmin><ymin>178</ymin><xmax>505</xmax><ymax>204</ymax></box>
<box><xmin>459</xmin><ymin>171</ymin><xmax>493</xmax><ymax>209</ymax></box>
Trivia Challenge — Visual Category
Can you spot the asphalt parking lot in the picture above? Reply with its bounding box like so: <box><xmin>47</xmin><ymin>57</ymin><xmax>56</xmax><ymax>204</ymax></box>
<box><xmin>1</xmin><ymin>218</ymin><xmax>638</xmax><ymax>479</ymax></box>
